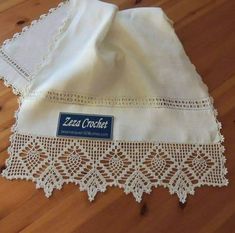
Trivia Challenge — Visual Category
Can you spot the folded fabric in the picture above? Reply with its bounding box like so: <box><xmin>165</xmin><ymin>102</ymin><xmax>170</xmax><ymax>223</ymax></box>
<box><xmin>0</xmin><ymin>0</ymin><xmax>228</xmax><ymax>203</ymax></box>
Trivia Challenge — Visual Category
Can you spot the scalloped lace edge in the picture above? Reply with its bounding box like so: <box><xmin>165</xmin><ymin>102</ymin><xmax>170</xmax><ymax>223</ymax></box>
<box><xmin>1</xmin><ymin>1</ymin><xmax>68</xmax><ymax>49</ymax></box>
<box><xmin>0</xmin><ymin>75</ymin><xmax>21</xmax><ymax>95</ymax></box>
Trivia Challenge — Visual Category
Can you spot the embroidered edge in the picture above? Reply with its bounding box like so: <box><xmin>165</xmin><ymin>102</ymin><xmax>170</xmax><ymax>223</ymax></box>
<box><xmin>0</xmin><ymin>0</ymin><xmax>70</xmax><ymax>95</ymax></box>
<box><xmin>25</xmin><ymin>90</ymin><xmax>214</xmax><ymax>109</ymax></box>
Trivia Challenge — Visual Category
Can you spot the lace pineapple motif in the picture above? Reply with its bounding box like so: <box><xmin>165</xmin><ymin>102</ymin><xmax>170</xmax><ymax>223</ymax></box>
<box><xmin>2</xmin><ymin>133</ymin><xmax>228</xmax><ymax>203</ymax></box>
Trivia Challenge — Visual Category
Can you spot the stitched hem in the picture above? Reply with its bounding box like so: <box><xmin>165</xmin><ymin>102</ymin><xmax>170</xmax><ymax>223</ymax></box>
<box><xmin>25</xmin><ymin>90</ymin><xmax>214</xmax><ymax>110</ymax></box>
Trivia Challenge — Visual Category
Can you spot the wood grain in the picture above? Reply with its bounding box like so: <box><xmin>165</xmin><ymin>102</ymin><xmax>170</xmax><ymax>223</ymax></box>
<box><xmin>0</xmin><ymin>0</ymin><xmax>235</xmax><ymax>233</ymax></box>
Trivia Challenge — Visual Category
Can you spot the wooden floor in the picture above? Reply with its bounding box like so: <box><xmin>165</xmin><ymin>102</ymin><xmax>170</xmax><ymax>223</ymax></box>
<box><xmin>0</xmin><ymin>0</ymin><xmax>235</xmax><ymax>232</ymax></box>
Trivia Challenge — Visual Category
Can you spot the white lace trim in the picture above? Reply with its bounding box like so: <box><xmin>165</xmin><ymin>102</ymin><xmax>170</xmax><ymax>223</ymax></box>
<box><xmin>2</xmin><ymin>133</ymin><xmax>228</xmax><ymax>203</ymax></box>
<box><xmin>26</xmin><ymin>90</ymin><xmax>213</xmax><ymax>109</ymax></box>
<box><xmin>0</xmin><ymin>75</ymin><xmax>21</xmax><ymax>95</ymax></box>
<box><xmin>209</xmin><ymin>96</ymin><xmax>224</xmax><ymax>143</ymax></box>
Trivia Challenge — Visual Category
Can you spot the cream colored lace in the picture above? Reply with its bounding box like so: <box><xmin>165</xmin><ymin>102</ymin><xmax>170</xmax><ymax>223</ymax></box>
<box><xmin>2</xmin><ymin>132</ymin><xmax>228</xmax><ymax>203</ymax></box>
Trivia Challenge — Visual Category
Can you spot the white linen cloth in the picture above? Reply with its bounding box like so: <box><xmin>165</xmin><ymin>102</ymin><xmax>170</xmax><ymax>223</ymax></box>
<box><xmin>0</xmin><ymin>0</ymin><xmax>228</xmax><ymax>203</ymax></box>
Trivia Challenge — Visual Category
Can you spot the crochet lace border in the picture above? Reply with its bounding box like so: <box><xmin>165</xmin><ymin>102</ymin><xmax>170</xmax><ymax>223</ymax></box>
<box><xmin>2</xmin><ymin>132</ymin><xmax>228</xmax><ymax>203</ymax></box>
<box><xmin>1</xmin><ymin>92</ymin><xmax>227</xmax><ymax>203</ymax></box>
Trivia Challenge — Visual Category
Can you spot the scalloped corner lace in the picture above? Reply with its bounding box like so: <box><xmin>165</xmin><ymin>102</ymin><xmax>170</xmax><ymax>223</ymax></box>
<box><xmin>0</xmin><ymin>0</ymin><xmax>70</xmax><ymax>95</ymax></box>
<box><xmin>0</xmin><ymin>1</ymin><xmax>68</xmax><ymax>49</ymax></box>
<box><xmin>2</xmin><ymin>133</ymin><xmax>228</xmax><ymax>203</ymax></box>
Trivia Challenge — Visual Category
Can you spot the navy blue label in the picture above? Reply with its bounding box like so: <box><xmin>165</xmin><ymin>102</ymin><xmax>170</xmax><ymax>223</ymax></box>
<box><xmin>57</xmin><ymin>113</ymin><xmax>114</xmax><ymax>140</ymax></box>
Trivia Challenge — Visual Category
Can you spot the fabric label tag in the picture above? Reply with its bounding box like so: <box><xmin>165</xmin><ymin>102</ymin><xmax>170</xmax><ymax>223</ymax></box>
<box><xmin>57</xmin><ymin>112</ymin><xmax>114</xmax><ymax>140</ymax></box>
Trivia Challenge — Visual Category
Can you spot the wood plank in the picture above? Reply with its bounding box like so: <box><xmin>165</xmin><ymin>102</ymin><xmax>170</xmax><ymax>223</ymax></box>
<box><xmin>0</xmin><ymin>0</ymin><xmax>27</xmax><ymax>13</ymax></box>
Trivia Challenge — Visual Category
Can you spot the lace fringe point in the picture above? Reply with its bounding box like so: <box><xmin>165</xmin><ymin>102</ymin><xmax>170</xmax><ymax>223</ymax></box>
<box><xmin>1</xmin><ymin>169</ymin><xmax>228</xmax><ymax>203</ymax></box>
<box><xmin>1</xmin><ymin>133</ymin><xmax>228</xmax><ymax>203</ymax></box>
